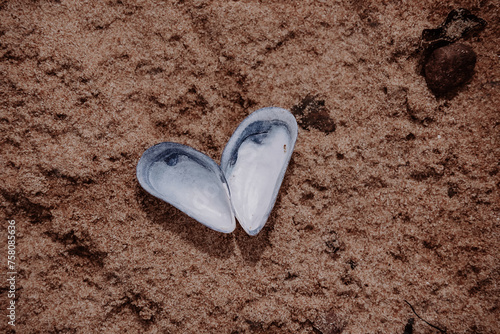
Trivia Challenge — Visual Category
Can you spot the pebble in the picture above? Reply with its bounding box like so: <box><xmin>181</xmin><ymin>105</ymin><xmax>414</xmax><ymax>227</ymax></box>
<box><xmin>424</xmin><ymin>43</ymin><xmax>476</xmax><ymax>95</ymax></box>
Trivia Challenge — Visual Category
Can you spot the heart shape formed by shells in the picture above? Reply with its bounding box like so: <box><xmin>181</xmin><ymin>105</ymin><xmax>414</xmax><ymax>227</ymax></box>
<box><xmin>137</xmin><ymin>107</ymin><xmax>298</xmax><ymax>235</ymax></box>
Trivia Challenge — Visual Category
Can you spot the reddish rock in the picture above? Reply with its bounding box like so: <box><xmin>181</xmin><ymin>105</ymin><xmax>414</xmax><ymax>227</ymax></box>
<box><xmin>424</xmin><ymin>43</ymin><xmax>476</xmax><ymax>95</ymax></box>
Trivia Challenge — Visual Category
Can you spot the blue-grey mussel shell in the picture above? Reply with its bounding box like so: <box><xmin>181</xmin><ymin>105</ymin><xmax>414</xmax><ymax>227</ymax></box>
<box><xmin>136</xmin><ymin>107</ymin><xmax>298</xmax><ymax>235</ymax></box>
<box><xmin>137</xmin><ymin>142</ymin><xmax>235</xmax><ymax>233</ymax></box>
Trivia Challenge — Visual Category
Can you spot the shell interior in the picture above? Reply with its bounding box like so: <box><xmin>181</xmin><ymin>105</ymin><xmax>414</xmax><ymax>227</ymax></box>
<box><xmin>136</xmin><ymin>142</ymin><xmax>235</xmax><ymax>233</ymax></box>
<box><xmin>136</xmin><ymin>107</ymin><xmax>298</xmax><ymax>235</ymax></box>
<box><xmin>221</xmin><ymin>107</ymin><xmax>298</xmax><ymax>235</ymax></box>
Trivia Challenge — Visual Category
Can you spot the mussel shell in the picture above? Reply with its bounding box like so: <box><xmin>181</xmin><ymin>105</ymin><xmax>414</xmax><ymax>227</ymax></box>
<box><xmin>221</xmin><ymin>107</ymin><xmax>298</xmax><ymax>235</ymax></box>
<box><xmin>136</xmin><ymin>142</ymin><xmax>235</xmax><ymax>233</ymax></box>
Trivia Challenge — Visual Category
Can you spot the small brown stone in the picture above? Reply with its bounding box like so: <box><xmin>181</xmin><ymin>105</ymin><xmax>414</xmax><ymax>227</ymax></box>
<box><xmin>291</xmin><ymin>94</ymin><xmax>336</xmax><ymax>133</ymax></box>
<box><xmin>424</xmin><ymin>43</ymin><xmax>476</xmax><ymax>95</ymax></box>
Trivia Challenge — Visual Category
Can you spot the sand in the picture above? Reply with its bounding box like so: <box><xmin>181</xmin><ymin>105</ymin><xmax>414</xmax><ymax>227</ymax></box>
<box><xmin>1</xmin><ymin>0</ymin><xmax>499</xmax><ymax>333</ymax></box>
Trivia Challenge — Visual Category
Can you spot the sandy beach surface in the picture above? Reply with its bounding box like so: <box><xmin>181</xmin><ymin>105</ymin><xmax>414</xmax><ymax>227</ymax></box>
<box><xmin>1</xmin><ymin>0</ymin><xmax>499</xmax><ymax>333</ymax></box>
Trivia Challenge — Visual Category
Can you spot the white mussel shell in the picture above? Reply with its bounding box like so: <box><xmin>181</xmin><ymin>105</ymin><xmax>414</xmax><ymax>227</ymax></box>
<box><xmin>136</xmin><ymin>142</ymin><xmax>235</xmax><ymax>233</ymax></box>
<box><xmin>221</xmin><ymin>107</ymin><xmax>298</xmax><ymax>235</ymax></box>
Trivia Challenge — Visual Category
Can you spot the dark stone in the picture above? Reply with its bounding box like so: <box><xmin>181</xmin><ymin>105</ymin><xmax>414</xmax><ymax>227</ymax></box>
<box><xmin>405</xmin><ymin>133</ymin><xmax>415</xmax><ymax>140</ymax></box>
<box><xmin>403</xmin><ymin>318</ymin><xmax>414</xmax><ymax>334</ymax></box>
<box><xmin>424</xmin><ymin>43</ymin><xmax>476</xmax><ymax>95</ymax></box>
<box><xmin>422</xmin><ymin>8</ymin><xmax>487</xmax><ymax>49</ymax></box>
<box><xmin>418</xmin><ymin>8</ymin><xmax>486</xmax><ymax>89</ymax></box>
<box><xmin>291</xmin><ymin>94</ymin><xmax>336</xmax><ymax>134</ymax></box>
<box><xmin>448</xmin><ymin>184</ymin><xmax>458</xmax><ymax>198</ymax></box>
